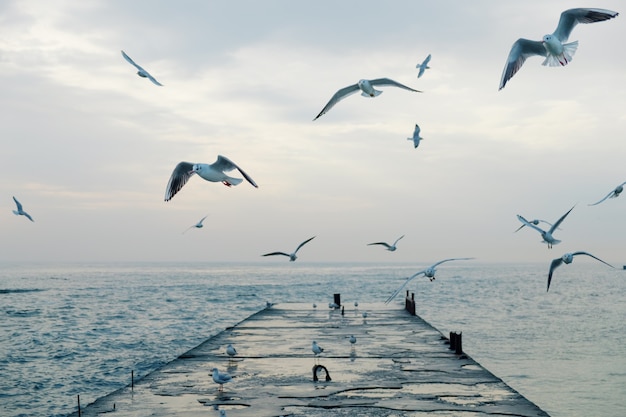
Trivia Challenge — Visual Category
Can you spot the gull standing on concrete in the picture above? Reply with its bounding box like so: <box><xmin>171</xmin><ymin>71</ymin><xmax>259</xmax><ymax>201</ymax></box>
<box><xmin>407</xmin><ymin>124</ymin><xmax>423</xmax><ymax>149</ymax></box>
<box><xmin>121</xmin><ymin>50</ymin><xmax>163</xmax><ymax>86</ymax></box>
<box><xmin>367</xmin><ymin>235</ymin><xmax>404</xmax><ymax>252</ymax></box>
<box><xmin>211</xmin><ymin>367</ymin><xmax>232</xmax><ymax>391</ymax></box>
<box><xmin>349</xmin><ymin>335</ymin><xmax>357</xmax><ymax>346</ymax></box>
<box><xmin>183</xmin><ymin>215</ymin><xmax>208</xmax><ymax>234</ymax></box>
<box><xmin>12</xmin><ymin>196</ymin><xmax>34</xmax><ymax>222</ymax></box>
<box><xmin>385</xmin><ymin>258</ymin><xmax>474</xmax><ymax>304</ymax></box>
<box><xmin>165</xmin><ymin>156</ymin><xmax>258</xmax><ymax>201</ymax></box>
<box><xmin>416</xmin><ymin>54</ymin><xmax>431</xmax><ymax>78</ymax></box>
<box><xmin>547</xmin><ymin>251</ymin><xmax>614</xmax><ymax>292</ymax></box>
<box><xmin>312</xmin><ymin>341</ymin><xmax>324</xmax><ymax>362</ymax></box>
<box><xmin>516</xmin><ymin>206</ymin><xmax>575</xmax><ymax>248</ymax></box>
<box><xmin>499</xmin><ymin>8</ymin><xmax>618</xmax><ymax>90</ymax></box>
<box><xmin>226</xmin><ymin>344</ymin><xmax>237</xmax><ymax>361</ymax></box>
<box><xmin>262</xmin><ymin>236</ymin><xmax>315</xmax><ymax>262</ymax></box>
<box><xmin>313</xmin><ymin>78</ymin><xmax>421</xmax><ymax>120</ymax></box>
<box><xmin>589</xmin><ymin>182</ymin><xmax>626</xmax><ymax>206</ymax></box>
<box><xmin>513</xmin><ymin>218</ymin><xmax>554</xmax><ymax>233</ymax></box>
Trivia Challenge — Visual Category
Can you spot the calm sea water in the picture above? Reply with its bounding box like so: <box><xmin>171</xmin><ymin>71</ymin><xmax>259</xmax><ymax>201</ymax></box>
<box><xmin>1</xmin><ymin>262</ymin><xmax>624</xmax><ymax>417</ymax></box>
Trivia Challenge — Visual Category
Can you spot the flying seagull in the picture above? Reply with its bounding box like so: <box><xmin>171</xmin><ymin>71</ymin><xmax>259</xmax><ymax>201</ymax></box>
<box><xmin>182</xmin><ymin>215</ymin><xmax>208</xmax><ymax>234</ymax></box>
<box><xmin>12</xmin><ymin>196</ymin><xmax>34</xmax><ymax>222</ymax></box>
<box><xmin>367</xmin><ymin>235</ymin><xmax>404</xmax><ymax>251</ymax></box>
<box><xmin>164</xmin><ymin>156</ymin><xmax>258</xmax><ymax>201</ymax></box>
<box><xmin>121</xmin><ymin>50</ymin><xmax>163</xmax><ymax>86</ymax></box>
<box><xmin>211</xmin><ymin>367</ymin><xmax>232</xmax><ymax>392</ymax></box>
<box><xmin>416</xmin><ymin>54</ymin><xmax>431</xmax><ymax>78</ymax></box>
<box><xmin>385</xmin><ymin>258</ymin><xmax>474</xmax><ymax>304</ymax></box>
<box><xmin>516</xmin><ymin>205</ymin><xmax>574</xmax><ymax>248</ymax></box>
<box><xmin>547</xmin><ymin>251</ymin><xmax>614</xmax><ymax>292</ymax></box>
<box><xmin>313</xmin><ymin>78</ymin><xmax>421</xmax><ymax>120</ymax></box>
<box><xmin>262</xmin><ymin>236</ymin><xmax>316</xmax><ymax>262</ymax></box>
<box><xmin>407</xmin><ymin>124</ymin><xmax>423</xmax><ymax>148</ymax></box>
<box><xmin>589</xmin><ymin>182</ymin><xmax>626</xmax><ymax>206</ymax></box>
<box><xmin>513</xmin><ymin>218</ymin><xmax>554</xmax><ymax>233</ymax></box>
<box><xmin>499</xmin><ymin>8</ymin><xmax>618</xmax><ymax>90</ymax></box>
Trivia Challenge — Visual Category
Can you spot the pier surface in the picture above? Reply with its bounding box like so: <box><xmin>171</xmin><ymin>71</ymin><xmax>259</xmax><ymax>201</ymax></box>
<box><xmin>71</xmin><ymin>302</ymin><xmax>549</xmax><ymax>416</ymax></box>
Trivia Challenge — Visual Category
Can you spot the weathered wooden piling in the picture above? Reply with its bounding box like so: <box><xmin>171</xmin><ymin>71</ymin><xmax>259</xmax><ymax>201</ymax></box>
<box><xmin>404</xmin><ymin>290</ymin><xmax>416</xmax><ymax>316</ymax></box>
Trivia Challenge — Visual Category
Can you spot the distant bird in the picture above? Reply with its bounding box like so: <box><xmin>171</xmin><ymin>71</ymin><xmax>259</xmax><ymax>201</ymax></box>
<box><xmin>12</xmin><ymin>196</ymin><xmax>34</xmax><ymax>222</ymax></box>
<box><xmin>312</xmin><ymin>341</ymin><xmax>324</xmax><ymax>357</ymax></box>
<box><xmin>362</xmin><ymin>311</ymin><xmax>368</xmax><ymax>318</ymax></box>
<box><xmin>219</xmin><ymin>410</ymin><xmax>227</xmax><ymax>417</ymax></box>
<box><xmin>182</xmin><ymin>215</ymin><xmax>208</xmax><ymax>234</ymax></box>
<box><xmin>385</xmin><ymin>258</ymin><xmax>474</xmax><ymax>304</ymax></box>
<box><xmin>349</xmin><ymin>335</ymin><xmax>357</xmax><ymax>345</ymax></box>
<box><xmin>226</xmin><ymin>344</ymin><xmax>237</xmax><ymax>359</ymax></box>
<box><xmin>312</xmin><ymin>303</ymin><xmax>317</xmax><ymax>309</ymax></box>
<box><xmin>164</xmin><ymin>156</ymin><xmax>258</xmax><ymax>201</ymax></box>
<box><xmin>262</xmin><ymin>236</ymin><xmax>315</xmax><ymax>262</ymax></box>
<box><xmin>367</xmin><ymin>235</ymin><xmax>404</xmax><ymax>252</ymax></box>
<box><xmin>211</xmin><ymin>367</ymin><xmax>232</xmax><ymax>391</ymax></box>
<box><xmin>354</xmin><ymin>301</ymin><xmax>358</xmax><ymax>307</ymax></box>
<box><xmin>121</xmin><ymin>50</ymin><xmax>163</xmax><ymax>86</ymax></box>
<box><xmin>499</xmin><ymin>8</ymin><xmax>618</xmax><ymax>90</ymax></box>
<box><xmin>313</xmin><ymin>78</ymin><xmax>421</xmax><ymax>120</ymax></box>
<box><xmin>547</xmin><ymin>251</ymin><xmax>614</xmax><ymax>292</ymax></box>
<box><xmin>516</xmin><ymin>206</ymin><xmax>575</xmax><ymax>248</ymax></box>
<box><xmin>513</xmin><ymin>218</ymin><xmax>554</xmax><ymax>233</ymax></box>
<box><xmin>328</xmin><ymin>302</ymin><xmax>340</xmax><ymax>309</ymax></box>
<box><xmin>589</xmin><ymin>182</ymin><xmax>626</xmax><ymax>206</ymax></box>
<box><xmin>416</xmin><ymin>54</ymin><xmax>431</xmax><ymax>78</ymax></box>
<box><xmin>407</xmin><ymin>124</ymin><xmax>423</xmax><ymax>149</ymax></box>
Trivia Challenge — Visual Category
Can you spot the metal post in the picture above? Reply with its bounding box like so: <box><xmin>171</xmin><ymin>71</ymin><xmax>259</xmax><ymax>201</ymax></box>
<box><xmin>333</xmin><ymin>293</ymin><xmax>341</xmax><ymax>307</ymax></box>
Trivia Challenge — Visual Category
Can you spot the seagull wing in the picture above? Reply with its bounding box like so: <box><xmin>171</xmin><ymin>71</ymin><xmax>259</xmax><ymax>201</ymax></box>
<box><xmin>164</xmin><ymin>161</ymin><xmax>195</xmax><ymax>201</ymax></box>
<box><xmin>548</xmin><ymin>205</ymin><xmax>575</xmax><ymax>234</ymax></box>
<box><xmin>294</xmin><ymin>236</ymin><xmax>316</xmax><ymax>254</ymax></box>
<box><xmin>392</xmin><ymin>235</ymin><xmax>405</xmax><ymax>246</ymax></box>
<box><xmin>517</xmin><ymin>214</ymin><xmax>546</xmax><ymax>235</ymax></box>
<box><xmin>385</xmin><ymin>270</ymin><xmax>426</xmax><ymax>304</ymax></box>
<box><xmin>23</xmin><ymin>211</ymin><xmax>34</xmax><ymax>222</ymax></box>
<box><xmin>313</xmin><ymin>83</ymin><xmax>360</xmax><ymax>120</ymax></box>
<box><xmin>12</xmin><ymin>196</ymin><xmax>23</xmax><ymax>211</ymax></box>
<box><xmin>547</xmin><ymin>257</ymin><xmax>564</xmax><ymax>292</ymax></box>
<box><xmin>121</xmin><ymin>50</ymin><xmax>144</xmax><ymax>71</ymax></box>
<box><xmin>499</xmin><ymin>39</ymin><xmax>546</xmax><ymax>90</ymax></box>
<box><xmin>367</xmin><ymin>242</ymin><xmax>392</xmax><ymax>249</ymax></box>
<box><xmin>413</xmin><ymin>124</ymin><xmax>421</xmax><ymax>137</ymax></box>
<box><xmin>572</xmin><ymin>251</ymin><xmax>614</xmax><ymax>269</ymax></box>
<box><xmin>214</xmin><ymin>155</ymin><xmax>258</xmax><ymax>188</ymax></box>
<box><xmin>589</xmin><ymin>190</ymin><xmax>614</xmax><ymax>206</ymax></box>
<box><xmin>429</xmin><ymin>257</ymin><xmax>474</xmax><ymax>269</ymax></box>
<box><xmin>261</xmin><ymin>252</ymin><xmax>291</xmax><ymax>258</ymax></box>
<box><xmin>146</xmin><ymin>73</ymin><xmax>163</xmax><ymax>86</ymax></box>
<box><xmin>553</xmin><ymin>8</ymin><xmax>619</xmax><ymax>43</ymax></box>
<box><xmin>369</xmin><ymin>78</ymin><xmax>421</xmax><ymax>92</ymax></box>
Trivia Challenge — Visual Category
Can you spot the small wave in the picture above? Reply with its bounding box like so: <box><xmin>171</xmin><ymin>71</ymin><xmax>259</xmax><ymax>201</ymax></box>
<box><xmin>0</xmin><ymin>288</ymin><xmax>45</xmax><ymax>294</ymax></box>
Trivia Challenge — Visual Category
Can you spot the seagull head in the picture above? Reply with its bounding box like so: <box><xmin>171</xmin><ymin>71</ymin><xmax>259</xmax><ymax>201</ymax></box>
<box><xmin>562</xmin><ymin>253</ymin><xmax>574</xmax><ymax>264</ymax></box>
<box><xmin>191</xmin><ymin>164</ymin><xmax>202</xmax><ymax>174</ymax></box>
<box><xmin>425</xmin><ymin>267</ymin><xmax>436</xmax><ymax>280</ymax></box>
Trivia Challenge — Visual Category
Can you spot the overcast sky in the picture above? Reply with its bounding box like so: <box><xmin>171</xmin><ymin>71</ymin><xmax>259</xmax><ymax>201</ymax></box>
<box><xmin>1</xmin><ymin>0</ymin><xmax>624</xmax><ymax>264</ymax></box>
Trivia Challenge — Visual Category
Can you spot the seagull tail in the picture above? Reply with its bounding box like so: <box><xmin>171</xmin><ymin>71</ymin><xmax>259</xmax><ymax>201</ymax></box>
<box><xmin>225</xmin><ymin>177</ymin><xmax>243</xmax><ymax>186</ymax></box>
<box><xmin>542</xmin><ymin>41</ymin><xmax>578</xmax><ymax>67</ymax></box>
<box><xmin>361</xmin><ymin>90</ymin><xmax>382</xmax><ymax>97</ymax></box>
<box><xmin>12</xmin><ymin>210</ymin><xmax>19</xmax><ymax>216</ymax></box>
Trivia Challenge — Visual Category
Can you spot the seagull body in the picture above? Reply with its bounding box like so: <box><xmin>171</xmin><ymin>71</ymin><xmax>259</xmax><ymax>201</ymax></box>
<box><xmin>226</xmin><ymin>344</ymin><xmax>237</xmax><ymax>359</ymax></box>
<box><xmin>164</xmin><ymin>156</ymin><xmax>258</xmax><ymax>201</ymax></box>
<box><xmin>589</xmin><ymin>182</ymin><xmax>626</xmax><ymax>206</ymax></box>
<box><xmin>407</xmin><ymin>124</ymin><xmax>423</xmax><ymax>149</ymax></box>
<box><xmin>12</xmin><ymin>196</ymin><xmax>34</xmax><ymax>222</ymax></box>
<box><xmin>367</xmin><ymin>235</ymin><xmax>404</xmax><ymax>251</ymax></box>
<box><xmin>262</xmin><ymin>236</ymin><xmax>315</xmax><ymax>262</ymax></box>
<box><xmin>513</xmin><ymin>218</ymin><xmax>553</xmax><ymax>233</ymax></box>
<box><xmin>349</xmin><ymin>335</ymin><xmax>357</xmax><ymax>345</ymax></box>
<box><xmin>312</xmin><ymin>341</ymin><xmax>324</xmax><ymax>356</ymax></box>
<box><xmin>499</xmin><ymin>8</ymin><xmax>618</xmax><ymax>90</ymax></box>
<box><xmin>211</xmin><ymin>367</ymin><xmax>232</xmax><ymax>391</ymax></box>
<box><xmin>548</xmin><ymin>251</ymin><xmax>614</xmax><ymax>291</ymax></box>
<box><xmin>516</xmin><ymin>206</ymin><xmax>574</xmax><ymax>248</ymax></box>
<box><xmin>121</xmin><ymin>50</ymin><xmax>163</xmax><ymax>86</ymax></box>
<box><xmin>328</xmin><ymin>302</ymin><xmax>340</xmax><ymax>309</ymax></box>
<box><xmin>385</xmin><ymin>258</ymin><xmax>474</xmax><ymax>304</ymax></box>
<box><xmin>183</xmin><ymin>215</ymin><xmax>208</xmax><ymax>234</ymax></box>
<box><xmin>416</xmin><ymin>54</ymin><xmax>431</xmax><ymax>78</ymax></box>
<box><xmin>313</xmin><ymin>78</ymin><xmax>421</xmax><ymax>120</ymax></box>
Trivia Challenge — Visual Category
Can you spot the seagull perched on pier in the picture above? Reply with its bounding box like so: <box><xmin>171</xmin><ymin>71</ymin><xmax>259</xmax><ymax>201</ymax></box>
<box><xmin>313</xmin><ymin>78</ymin><xmax>421</xmax><ymax>120</ymax></box>
<box><xmin>499</xmin><ymin>8</ymin><xmax>618</xmax><ymax>90</ymax></box>
<box><xmin>312</xmin><ymin>341</ymin><xmax>324</xmax><ymax>360</ymax></box>
<box><xmin>547</xmin><ymin>252</ymin><xmax>614</xmax><ymax>292</ymax></box>
<box><xmin>367</xmin><ymin>235</ymin><xmax>404</xmax><ymax>251</ymax></box>
<box><xmin>416</xmin><ymin>54</ymin><xmax>431</xmax><ymax>78</ymax></box>
<box><xmin>349</xmin><ymin>335</ymin><xmax>357</xmax><ymax>345</ymax></box>
<box><xmin>164</xmin><ymin>156</ymin><xmax>258</xmax><ymax>201</ymax></box>
<box><xmin>262</xmin><ymin>236</ymin><xmax>315</xmax><ymax>262</ymax></box>
<box><xmin>211</xmin><ymin>367</ymin><xmax>232</xmax><ymax>391</ymax></box>
<box><xmin>516</xmin><ymin>206</ymin><xmax>574</xmax><ymax>248</ymax></box>
<box><xmin>385</xmin><ymin>258</ymin><xmax>474</xmax><ymax>304</ymax></box>
<box><xmin>121</xmin><ymin>50</ymin><xmax>163</xmax><ymax>86</ymax></box>
<box><xmin>226</xmin><ymin>344</ymin><xmax>237</xmax><ymax>360</ymax></box>
<box><xmin>407</xmin><ymin>124</ymin><xmax>423</xmax><ymax>149</ymax></box>
<box><xmin>12</xmin><ymin>196</ymin><xmax>34</xmax><ymax>222</ymax></box>
<box><xmin>588</xmin><ymin>182</ymin><xmax>626</xmax><ymax>206</ymax></box>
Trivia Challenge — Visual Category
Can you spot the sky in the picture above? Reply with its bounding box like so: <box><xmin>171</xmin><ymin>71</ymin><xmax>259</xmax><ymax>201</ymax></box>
<box><xmin>1</xmin><ymin>0</ymin><xmax>625</xmax><ymax>264</ymax></box>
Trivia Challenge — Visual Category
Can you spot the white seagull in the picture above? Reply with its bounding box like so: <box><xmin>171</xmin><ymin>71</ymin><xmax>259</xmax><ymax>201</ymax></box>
<box><xmin>499</xmin><ymin>8</ymin><xmax>618</xmax><ymax>90</ymax></box>
<box><xmin>407</xmin><ymin>124</ymin><xmax>423</xmax><ymax>149</ymax></box>
<box><xmin>416</xmin><ymin>54</ymin><xmax>431</xmax><ymax>78</ymax></box>
<box><xmin>12</xmin><ymin>196</ymin><xmax>34</xmax><ymax>222</ymax></box>
<box><xmin>548</xmin><ymin>251</ymin><xmax>614</xmax><ymax>292</ymax></box>
<box><xmin>226</xmin><ymin>344</ymin><xmax>237</xmax><ymax>359</ymax></box>
<box><xmin>313</xmin><ymin>78</ymin><xmax>421</xmax><ymax>120</ymax></box>
<box><xmin>164</xmin><ymin>156</ymin><xmax>258</xmax><ymax>201</ymax></box>
<box><xmin>262</xmin><ymin>236</ymin><xmax>316</xmax><ymax>262</ymax></box>
<box><xmin>513</xmin><ymin>218</ymin><xmax>554</xmax><ymax>233</ymax></box>
<box><xmin>516</xmin><ymin>206</ymin><xmax>574</xmax><ymax>248</ymax></box>
<box><xmin>367</xmin><ymin>235</ymin><xmax>404</xmax><ymax>252</ymax></box>
<box><xmin>589</xmin><ymin>182</ymin><xmax>626</xmax><ymax>206</ymax></box>
<box><xmin>182</xmin><ymin>215</ymin><xmax>208</xmax><ymax>234</ymax></box>
<box><xmin>385</xmin><ymin>258</ymin><xmax>474</xmax><ymax>304</ymax></box>
<box><xmin>312</xmin><ymin>341</ymin><xmax>324</xmax><ymax>357</ymax></box>
<box><xmin>121</xmin><ymin>50</ymin><xmax>163</xmax><ymax>86</ymax></box>
<box><xmin>211</xmin><ymin>367</ymin><xmax>232</xmax><ymax>391</ymax></box>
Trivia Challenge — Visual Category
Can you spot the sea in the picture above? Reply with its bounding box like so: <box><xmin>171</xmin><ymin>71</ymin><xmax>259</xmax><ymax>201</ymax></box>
<box><xmin>1</xmin><ymin>261</ymin><xmax>624</xmax><ymax>417</ymax></box>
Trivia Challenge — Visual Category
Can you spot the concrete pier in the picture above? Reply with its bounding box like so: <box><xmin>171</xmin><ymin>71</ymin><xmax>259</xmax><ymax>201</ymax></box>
<box><xmin>69</xmin><ymin>300</ymin><xmax>550</xmax><ymax>416</ymax></box>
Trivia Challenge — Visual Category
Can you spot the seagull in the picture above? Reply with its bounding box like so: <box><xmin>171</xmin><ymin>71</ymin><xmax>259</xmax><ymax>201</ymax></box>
<box><xmin>211</xmin><ymin>367</ymin><xmax>232</xmax><ymax>391</ymax></box>
<box><xmin>349</xmin><ymin>335</ymin><xmax>357</xmax><ymax>345</ymax></box>
<box><xmin>328</xmin><ymin>302</ymin><xmax>340</xmax><ymax>309</ymax></box>
<box><xmin>226</xmin><ymin>344</ymin><xmax>237</xmax><ymax>359</ymax></box>
<box><xmin>513</xmin><ymin>218</ymin><xmax>554</xmax><ymax>233</ymax></box>
<box><xmin>516</xmin><ymin>206</ymin><xmax>574</xmax><ymax>248</ymax></box>
<box><xmin>12</xmin><ymin>196</ymin><xmax>34</xmax><ymax>222</ymax></box>
<box><xmin>313</xmin><ymin>78</ymin><xmax>421</xmax><ymax>120</ymax></box>
<box><xmin>385</xmin><ymin>258</ymin><xmax>474</xmax><ymax>304</ymax></box>
<box><xmin>182</xmin><ymin>215</ymin><xmax>208</xmax><ymax>234</ymax></box>
<box><xmin>261</xmin><ymin>236</ymin><xmax>315</xmax><ymax>262</ymax></box>
<box><xmin>416</xmin><ymin>54</ymin><xmax>431</xmax><ymax>78</ymax></box>
<box><xmin>121</xmin><ymin>50</ymin><xmax>163</xmax><ymax>86</ymax></box>
<box><xmin>548</xmin><ymin>251</ymin><xmax>614</xmax><ymax>292</ymax></box>
<box><xmin>367</xmin><ymin>235</ymin><xmax>404</xmax><ymax>252</ymax></box>
<box><xmin>312</xmin><ymin>341</ymin><xmax>324</xmax><ymax>357</ymax></box>
<box><xmin>164</xmin><ymin>156</ymin><xmax>258</xmax><ymax>201</ymax></box>
<box><xmin>407</xmin><ymin>124</ymin><xmax>423</xmax><ymax>149</ymax></box>
<box><xmin>589</xmin><ymin>182</ymin><xmax>626</xmax><ymax>206</ymax></box>
<box><xmin>499</xmin><ymin>8</ymin><xmax>618</xmax><ymax>90</ymax></box>
<box><xmin>219</xmin><ymin>410</ymin><xmax>227</xmax><ymax>417</ymax></box>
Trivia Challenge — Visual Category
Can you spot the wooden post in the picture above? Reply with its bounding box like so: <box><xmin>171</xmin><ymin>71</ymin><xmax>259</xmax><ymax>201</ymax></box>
<box><xmin>77</xmin><ymin>395</ymin><xmax>81</xmax><ymax>417</ymax></box>
<box><xmin>455</xmin><ymin>332</ymin><xmax>463</xmax><ymax>354</ymax></box>
<box><xmin>131</xmin><ymin>370</ymin><xmax>134</xmax><ymax>391</ymax></box>
<box><xmin>333</xmin><ymin>293</ymin><xmax>341</xmax><ymax>307</ymax></box>
<box><xmin>405</xmin><ymin>291</ymin><xmax>416</xmax><ymax>316</ymax></box>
